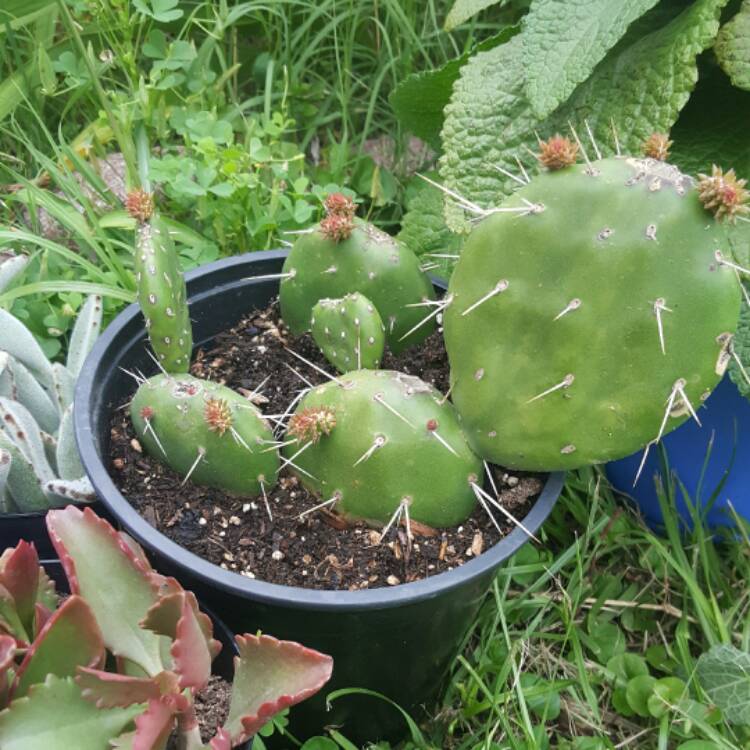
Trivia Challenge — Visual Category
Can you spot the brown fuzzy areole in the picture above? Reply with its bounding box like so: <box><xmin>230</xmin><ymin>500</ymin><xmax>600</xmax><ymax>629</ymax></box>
<box><xmin>204</xmin><ymin>398</ymin><xmax>232</xmax><ymax>436</ymax></box>
<box><xmin>537</xmin><ymin>135</ymin><xmax>578</xmax><ymax>170</ymax></box>
<box><xmin>288</xmin><ymin>406</ymin><xmax>336</xmax><ymax>444</ymax></box>
<box><xmin>324</xmin><ymin>192</ymin><xmax>355</xmax><ymax>218</ymax></box>
<box><xmin>698</xmin><ymin>165</ymin><xmax>750</xmax><ymax>223</ymax></box>
<box><xmin>641</xmin><ymin>132</ymin><xmax>673</xmax><ymax>161</ymax></box>
<box><xmin>125</xmin><ymin>189</ymin><xmax>155</xmax><ymax>223</ymax></box>
<box><xmin>320</xmin><ymin>213</ymin><xmax>354</xmax><ymax>243</ymax></box>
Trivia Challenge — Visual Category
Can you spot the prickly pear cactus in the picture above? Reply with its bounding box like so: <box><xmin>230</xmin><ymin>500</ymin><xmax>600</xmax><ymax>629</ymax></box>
<box><xmin>283</xmin><ymin>370</ymin><xmax>480</xmax><ymax>527</ymax></box>
<box><xmin>444</xmin><ymin>153</ymin><xmax>742</xmax><ymax>471</ymax></box>
<box><xmin>279</xmin><ymin>194</ymin><xmax>436</xmax><ymax>354</ymax></box>
<box><xmin>130</xmin><ymin>374</ymin><xmax>278</xmax><ymax>495</ymax></box>
<box><xmin>127</xmin><ymin>190</ymin><xmax>193</xmax><ymax>373</ymax></box>
<box><xmin>311</xmin><ymin>293</ymin><xmax>385</xmax><ymax>372</ymax></box>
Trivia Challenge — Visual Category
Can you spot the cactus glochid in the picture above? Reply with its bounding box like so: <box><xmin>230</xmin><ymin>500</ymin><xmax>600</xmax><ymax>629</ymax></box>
<box><xmin>311</xmin><ymin>292</ymin><xmax>386</xmax><ymax>373</ymax></box>
<box><xmin>130</xmin><ymin>374</ymin><xmax>279</xmax><ymax>495</ymax></box>
<box><xmin>0</xmin><ymin>294</ymin><xmax>102</xmax><ymax>513</ymax></box>
<box><xmin>284</xmin><ymin>369</ymin><xmax>481</xmax><ymax>528</ymax></box>
<box><xmin>279</xmin><ymin>193</ymin><xmax>436</xmax><ymax>354</ymax></box>
<box><xmin>127</xmin><ymin>189</ymin><xmax>193</xmax><ymax>373</ymax></box>
<box><xmin>443</xmin><ymin>145</ymin><xmax>743</xmax><ymax>471</ymax></box>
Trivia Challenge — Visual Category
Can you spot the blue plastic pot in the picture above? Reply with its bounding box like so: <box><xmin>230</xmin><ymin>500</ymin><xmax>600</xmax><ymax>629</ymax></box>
<box><xmin>606</xmin><ymin>376</ymin><xmax>750</xmax><ymax>529</ymax></box>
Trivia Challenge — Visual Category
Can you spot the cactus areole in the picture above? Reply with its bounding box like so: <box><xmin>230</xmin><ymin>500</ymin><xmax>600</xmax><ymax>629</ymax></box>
<box><xmin>443</xmin><ymin>156</ymin><xmax>741</xmax><ymax>471</ymax></box>
<box><xmin>283</xmin><ymin>370</ymin><xmax>481</xmax><ymax>528</ymax></box>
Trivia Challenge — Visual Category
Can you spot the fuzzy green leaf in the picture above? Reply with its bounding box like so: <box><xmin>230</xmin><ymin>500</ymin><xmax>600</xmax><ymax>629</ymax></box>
<box><xmin>715</xmin><ymin>0</ymin><xmax>750</xmax><ymax>90</ymax></box>
<box><xmin>440</xmin><ymin>0</ymin><xmax>728</xmax><ymax>231</ymax></box>
<box><xmin>444</xmin><ymin>0</ymin><xmax>507</xmax><ymax>30</ymax></box>
<box><xmin>697</xmin><ymin>644</ymin><xmax>750</xmax><ymax>724</ymax></box>
<box><xmin>522</xmin><ymin>0</ymin><xmax>660</xmax><ymax>118</ymax></box>
<box><xmin>390</xmin><ymin>28</ymin><xmax>517</xmax><ymax>148</ymax></box>
<box><xmin>0</xmin><ymin>675</ymin><xmax>141</xmax><ymax>750</ymax></box>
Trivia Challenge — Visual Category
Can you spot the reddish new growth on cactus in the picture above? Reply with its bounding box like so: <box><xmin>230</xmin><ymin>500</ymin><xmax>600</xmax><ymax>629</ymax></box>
<box><xmin>537</xmin><ymin>134</ymin><xmax>578</xmax><ymax>170</ymax></box>
<box><xmin>698</xmin><ymin>165</ymin><xmax>750</xmax><ymax>222</ymax></box>
<box><xmin>324</xmin><ymin>192</ymin><xmax>355</xmax><ymax>217</ymax></box>
<box><xmin>426</xmin><ymin>419</ymin><xmax>438</xmax><ymax>432</ymax></box>
<box><xmin>288</xmin><ymin>406</ymin><xmax>336</xmax><ymax>444</ymax></box>
<box><xmin>204</xmin><ymin>398</ymin><xmax>233</xmax><ymax>436</ymax></box>
<box><xmin>125</xmin><ymin>189</ymin><xmax>155</xmax><ymax>223</ymax></box>
<box><xmin>140</xmin><ymin>405</ymin><xmax>154</xmax><ymax>421</ymax></box>
<box><xmin>641</xmin><ymin>132</ymin><xmax>673</xmax><ymax>161</ymax></box>
<box><xmin>320</xmin><ymin>213</ymin><xmax>354</xmax><ymax>243</ymax></box>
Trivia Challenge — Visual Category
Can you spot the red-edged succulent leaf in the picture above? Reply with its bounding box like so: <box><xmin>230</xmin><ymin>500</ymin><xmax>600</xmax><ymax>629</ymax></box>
<box><xmin>0</xmin><ymin>583</ymin><xmax>28</xmax><ymax>643</ymax></box>
<box><xmin>0</xmin><ymin>542</ymin><xmax>39</xmax><ymax>636</ymax></box>
<box><xmin>12</xmin><ymin>595</ymin><xmax>105</xmax><ymax>699</ymax></box>
<box><xmin>133</xmin><ymin>696</ymin><xmax>182</xmax><ymax>750</ymax></box>
<box><xmin>33</xmin><ymin>603</ymin><xmax>52</xmax><ymax>634</ymax></box>
<box><xmin>209</xmin><ymin>728</ymin><xmax>232</xmax><ymax>750</ymax></box>
<box><xmin>224</xmin><ymin>635</ymin><xmax>333</xmax><ymax>743</ymax></box>
<box><xmin>76</xmin><ymin>667</ymin><xmax>162</xmax><ymax>708</ymax></box>
<box><xmin>46</xmin><ymin>506</ymin><xmax>165</xmax><ymax>676</ymax></box>
<box><xmin>171</xmin><ymin>595</ymin><xmax>214</xmax><ymax>691</ymax></box>
<box><xmin>0</xmin><ymin>635</ymin><xmax>15</xmax><ymax>672</ymax></box>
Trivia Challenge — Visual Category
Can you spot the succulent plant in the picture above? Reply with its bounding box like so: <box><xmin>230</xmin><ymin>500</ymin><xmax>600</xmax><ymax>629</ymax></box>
<box><xmin>0</xmin><ymin>294</ymin><xmax>103</xmax><ymax>512</ymax></box>
<box><xmin>443</xmin><ymin>140</ymin><xmax>743</xmax><ymax>471</ymax></box>
<box><xmin>279</xmin><ymin>193</ymin><xmax>437</xmax><ymax>354</ymax></box>
<box><xmin>0</xmin><ymin>507</ymin><xmax>333</xmax><ymax>750</ymax></box>
<box><xmin>310</xmin><ymin>293</ymin><xmax>386</xmax><ymax>373</ymax></box>
<box><xmin>127</xmin><ymin>189</ymin><xmax>193</xmax><ymax>374</ymax></box>
<box><xmin>284</xmin><ymin>369</ymin><xmax>480</xmax><ymax>528</ymax></box>
<box><xmin>130</xmin><ymin>374</ymin><xmax>279</xmax><ymax>496</ymax></box>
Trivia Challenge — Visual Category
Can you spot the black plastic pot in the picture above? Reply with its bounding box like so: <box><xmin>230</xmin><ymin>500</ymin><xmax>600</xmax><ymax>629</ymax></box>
<box><xmin>74</xmin><ymin>250</ymin><xmax>565</xmax><ymax>743</ymax></box>
<box><xmin>41</xmin><ymin>559</ymin><xmax>251</xmax><ymax>749</ymax></box>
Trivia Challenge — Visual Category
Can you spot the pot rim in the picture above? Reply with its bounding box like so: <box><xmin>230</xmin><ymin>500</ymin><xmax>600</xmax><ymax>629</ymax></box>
<box><xmin>74</xmin><ymin>250</ymin><xmax>565</xmax><ymax>612</ymax></box>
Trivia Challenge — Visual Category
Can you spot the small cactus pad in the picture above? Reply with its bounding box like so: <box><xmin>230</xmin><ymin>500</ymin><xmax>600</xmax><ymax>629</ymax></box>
<box><xmin>443</xmin><ymin>156</ymin><xmax>741</xmax><ymax>471</ymax></box>
<box><xmin>283</xmin><ymin>370</ymin><xmax>480</xmax><ymax>527</ymax></box>
<box><xmin>279</xmin><ymin>217</ymin><xmax>436</xmax><ymax>354</ymax></box>
<box><xmin>130</xmin><ymin>374</ymin><xmax>278</xmax><ymax>495</ymax></box>
<box><xmin>130</xmin><ymin>196</ymin><xmax>193</xmax><ymax>373</ymax></box>
<box><xmin>311</xmin><ymin>293</ymin><xmax>385</xmax><ymax>372</ymax></box>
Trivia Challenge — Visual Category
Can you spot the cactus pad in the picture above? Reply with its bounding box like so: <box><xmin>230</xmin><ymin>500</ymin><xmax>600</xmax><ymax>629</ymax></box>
<box><xmin>283</xmin><ymin>369</ymin><xmax>480</xmax><ymax>527</ymax></box>
<box><xmin>310</xmin><ymin>293</ymin><xmax>385</xmax><ymax>372</ymax></box>
<box><xmin>443</xmin><ymin>156</ymin><xmax>741</xmax><ymax>471</ymax></box>
<box><xmin>279</xmin><ymin>203</ymin><xmax>436</xmax><ymax>354</ymax></box>
<box><xmin>131</xmin><ymin>374</ymin><xmax>278</xmax><ymax>495</ymax></box>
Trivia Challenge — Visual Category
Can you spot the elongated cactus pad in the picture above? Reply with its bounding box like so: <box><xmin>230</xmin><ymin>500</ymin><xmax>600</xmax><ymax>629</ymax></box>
<box><xmin>129</xmin><ymin>192</ymin><xmax>192</xmax><ymax>374</ymax></box>
<box><xmin>131</xmin><ymin>374</ymin><xmax>278</xmax><ymax>495</ymax></box>
<box><xmin>443</xmin><ymin>156</ymin><xmax>742</xmax><ymax>471</ymax></box>
<box><xmin>279</xmin><ymin>201</ymin><xmax>436</xmax><ymax>354</ymax></box>
<box><xmin>311</xmin><ymin>293</ymin><xmax>385</xmax><ymax>372</ymax></box>
<box><xmin>284</xmin><ymin>370</ymin><xmax>480</xmax><ymax>527</ymax></box>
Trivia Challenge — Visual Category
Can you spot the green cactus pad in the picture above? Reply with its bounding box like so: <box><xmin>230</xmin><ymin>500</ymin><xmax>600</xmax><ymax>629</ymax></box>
<box><xmin>135</xmin><ymin>216</ymin><xmax>193</xmax><ymax>373</ymax></box>
<box><xmin>311</xmin><ymin>293</ymin><xmax>385</xmax><ymax>373</ymax></box>
<box><xmin>279</xmin><ymin>220</ymin><xmax>436</xmax><ymax>354</ymax></box>
<box><xmin>130</xmin><ymin>374</ymin><xmax>278</xmax><ymax>495</ymax></box>
<box><xmin>283</xmin><ymin>369</ymin><xmax>480</xmax><ymax>528</ymax></box>
<box><xmin>443</xmin><ymin>156</ymin><xmax>741</xmax><ymax>471</ymax></box>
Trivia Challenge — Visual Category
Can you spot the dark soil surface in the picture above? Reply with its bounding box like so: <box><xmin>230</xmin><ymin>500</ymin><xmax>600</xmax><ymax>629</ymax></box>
<box><xmin>166</xmin><ymin>675</ymin><xmax>231</xmax><ymax>748</ymax></box>
<box><xmin>109</xmin><ymin>300</ymin><xmax>544</xmax><ymax>591</ymax></box>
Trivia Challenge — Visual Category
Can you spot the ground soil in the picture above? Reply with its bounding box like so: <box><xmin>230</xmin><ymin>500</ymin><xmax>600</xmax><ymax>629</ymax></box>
<box><xmin>165</xmin><ymin>675</ymin><xmax>231</xmax><ymax>748</ymax></box>
<box><xmin>109</xmin><ymin>300</ymin><xmax>544</xmax><ymax>591</ymax></box>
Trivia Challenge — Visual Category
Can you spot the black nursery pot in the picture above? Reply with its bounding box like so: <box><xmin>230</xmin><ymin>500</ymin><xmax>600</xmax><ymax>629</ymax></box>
<box><xmin>41</xmin><ymin>560</ymin><xmax>250</xmax><ymax>750</ymax></box>
<box><xmin>75</xmin><ymin>250</ymin><xmax>565</xmax><ymax>744</ymax></box>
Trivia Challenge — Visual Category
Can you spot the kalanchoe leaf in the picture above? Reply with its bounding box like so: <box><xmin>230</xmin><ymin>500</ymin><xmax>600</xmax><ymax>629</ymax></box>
<box><xmin>65</xmin><ymin>295</ymin><xmax>103</xmax><ymax>379</ymax></box>
<box><xmin>133</xmin><ymin>696</ymin><xmax>181</xmax><ymax>750</ymax></box>
<box><xmin>209</xmin><ymin>727</ymin><xmax>232</xmax><ymax>750</ymax></box>
<box><xmin>224</xmin><ymin>634</ymin><xmax>333</xmax><ymax>743</ymax></box>
<box><xmin>33</xmin><ymin>602</ymin><xmax>53</xmax><ymax>635</ymax></box>
<box><xmin>0</xmin><ymin>674</ymin><xmax>142</xmax><ymax>750</ymax></box>
<box><xmin>12</xmin><ymin>595</ymin><xmax>104</xmax><ymax>699</ymax></box>
<box><xmin>0</xmin><ymin>584</ymin><xmax>28</xmax><ymax>643</ymax></box>
<box><xmin>46</xmin><ymin>506</ymin><xmax>165</xmax><ymax>676</ymax></box>
<box><xmin>0</xmin><ymin>541</ymin><xmax>40</xmax><ymax>638</ymax></box>
<box><xmin>76</xmin><ymin>667</ymin><xmax>162</xmax><ymax>709</ymax></box>
<box><xmin>0</xmin><ymin>635</ymin><xmax>15</xmax><ymax>672</ymax></box>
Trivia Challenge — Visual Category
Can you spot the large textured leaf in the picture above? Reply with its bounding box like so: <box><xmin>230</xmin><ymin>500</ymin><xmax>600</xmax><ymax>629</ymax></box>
<box><xmin>224</xmin><ymin>635</ymin><xmax>333</xmax><ymax>743</ymax></box>
<box><xmin>522</xmin><ymin>0</ymin><xmax>660</xmax><ymax>118</ymax></box>
<box><xmin>0</xmin><ymin>541</ymin><xmax>40</xmax><ymax>638</ymax></box>
<box><xmin>65</xmin><ymin>295</ymin><xmax>103</xmax><ymax>378</ymax></box>
<box><xmin>444</xmin><ymin>0</ymin><xmax>507</xmax><ymax>30</ymax></box>
<box><xmin>0</xmin><ymin>310</ymin><xmax>54</xmax><ymax>389</ymax></box>
<box><xmin>440</xmin><ymin>0</ymin><xmax>728</xmax><ymax>231</ymax></box>
<box><xmin>670</xmin><ymin>68</ymin><xmax>750</xmax><ymax>177</ymax></box>
<box><xmin>390</xmin><ymin>28</ymin><xmax>517</xmax><ymax>148</ymax></box>
<box><xmin>133</xmin><ymin>696</ymin><xmax>180</xmax><ymax>750</ymax></box>
<box><xmin>46</xmin><ymin>507</ymin><xmax>165</xmax><ymax>676</ymax></box>
<box><xmin>715</xmin><ymin>0</ymin><xmax>750</xmax><ymax>90</ymax></box>
<box><xmin>76</xmin><ymin>668</ymin><xmax>162</xmax><ymax>709</ymax></box>
<box><xmin>0</xmin><ymin>675</ymin><xmax>141</xmax><ymax>750</ymax></box>
<box><xmin>13</xmin><ymin>596</ymin><xmax>104</xmax><ymax>698</ymax></box>
<box><xmin>697</xmin><ymin>645</ymin><xmax>750</xmax><ymax>724</ymax></box>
